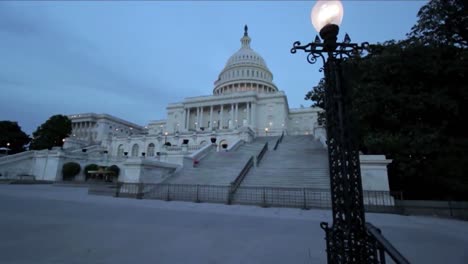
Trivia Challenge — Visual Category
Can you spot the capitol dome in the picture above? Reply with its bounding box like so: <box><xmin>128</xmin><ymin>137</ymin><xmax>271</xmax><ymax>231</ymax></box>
<box><xmin>213</xmin><ymin>25</ymin><xmax>278</xmax><ymax>95</ymax></box>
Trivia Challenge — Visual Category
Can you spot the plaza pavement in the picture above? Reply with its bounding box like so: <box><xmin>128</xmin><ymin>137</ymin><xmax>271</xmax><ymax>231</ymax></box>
<box><xmin>0</xmin><ymin>185</ymin><xmax>467</xmax><ymax>264</ymax></box>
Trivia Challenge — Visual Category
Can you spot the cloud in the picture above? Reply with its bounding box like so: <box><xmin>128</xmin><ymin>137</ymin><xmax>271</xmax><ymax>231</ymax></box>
<box><xmin>0</xmin><ymin>2</ymin><xmax>177</xmax><ymax>118</ymax></box>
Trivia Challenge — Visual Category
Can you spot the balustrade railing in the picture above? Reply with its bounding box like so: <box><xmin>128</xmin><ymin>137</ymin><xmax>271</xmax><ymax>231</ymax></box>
<box><xmin>187</xmin><ymin>145</ymin><xmax>203</xmax><ymax>151</ymax></box>
<box><xmin>165</xmin><ymin>146</ymin><xmax>183</xmax><ymax>151</ymax></box>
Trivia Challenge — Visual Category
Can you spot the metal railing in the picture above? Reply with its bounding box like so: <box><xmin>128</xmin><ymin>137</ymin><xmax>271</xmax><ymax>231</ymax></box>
<box><xmin>366</xmin><ymin>222</ymin><xmax>411</xmax><ymax>264</ymax></box>
<box><xmin>227</xmin><ymin>156</ymin><xmax>254</xmax><ymax>204</ymax></box>
<box><xmin>273</xmin><ymin>131</ymin><xmax>284</xmax><ymax>151</ymax></box>
<box><xmin>256</xmin><ymin>142</ymin><xmax>268</xmax><ymax>166</ymax></box>
<box><xmin>114</xmin><ymin>182</ymin><xmax>402</xmax><ymax>213</ymax></box>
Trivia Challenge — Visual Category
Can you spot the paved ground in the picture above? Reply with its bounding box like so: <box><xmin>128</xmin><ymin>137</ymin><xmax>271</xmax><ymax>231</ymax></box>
<box><xmin>0</xmin><ymin>185</ymin><xmax>467</xmax><ymax>264</ymax></box>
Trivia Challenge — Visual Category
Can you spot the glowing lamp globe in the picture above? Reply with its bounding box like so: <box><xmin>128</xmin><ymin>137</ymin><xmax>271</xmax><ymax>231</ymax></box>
<box><xmin>311</xmin><ymin>0</ymin><xmax>344</xmax><ymax>33</ymax></box>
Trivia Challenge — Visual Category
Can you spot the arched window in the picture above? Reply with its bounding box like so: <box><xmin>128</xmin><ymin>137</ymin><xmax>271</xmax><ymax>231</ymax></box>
<box><xmin>131</xmin><ymin>144</ymin><xmax>139</xmax><ymax>157</ymax></box>
<box><xmin>117</xmin><ymin>144</ymin><xmax>124</xmax><ymax>157</ymax></box>
<box><xmin>147</xmin><ymin>143</ymin><xmax>155</xmax><ymax>157</ymax></box>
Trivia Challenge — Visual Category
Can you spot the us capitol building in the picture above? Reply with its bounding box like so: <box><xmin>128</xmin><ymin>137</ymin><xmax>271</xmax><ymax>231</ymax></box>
<box><xmin>0</xmin><ymin>26</ymin><xmax>391</xmax><ymax>201</ymax></box>
<box><xmin>66</xmin><ymin>26</ymin><xmax>324</xmax><ymax>157</ymax></box>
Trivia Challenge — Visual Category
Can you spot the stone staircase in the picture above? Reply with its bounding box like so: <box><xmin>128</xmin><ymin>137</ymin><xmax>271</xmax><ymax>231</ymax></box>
<box><xmin>239</xmin><ymin>135</ymin><xmax>330</xmax><ymax>189</ymax></box>
<box><xmin>165</xmin><ymin>138</ymin><xmax>274</xmax><ymax>186</ymax></box>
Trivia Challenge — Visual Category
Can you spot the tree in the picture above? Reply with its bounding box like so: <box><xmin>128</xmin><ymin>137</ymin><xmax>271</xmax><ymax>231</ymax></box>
<box><xmin>305</xmin><ymin>78</ymin><xmax>326</xmax><ymax>126</ymax></box>
<box><xmin>62</xmin><ymin>162</ymin><xmax>81</xmax><ymax>181</ymax></box>
<box><xmin>0</xmin><ymin>121</ymin><xmax>31</xmax><ymax>154</ymax></box>
<box><xmin>350</xmin><ymin>42</ymin><xmax>468</xmax><ymax>200</ymax></box>
<box><xmin>29</xmin><ymin>115</ymin><xmax>72</xmax><ymax>150</ymax></box>
<box><xmin>408</xmin><ymin>0</ymin><xmax>467</xmax><ymax>47</ymax></box>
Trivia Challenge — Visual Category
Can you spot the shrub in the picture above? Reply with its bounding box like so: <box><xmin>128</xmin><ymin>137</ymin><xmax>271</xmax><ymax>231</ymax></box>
<box><xmin>84</xmin><ymin>164</ymin><xmax>99</xmax><ymax>178</ymax></box>
<box><xmin>62</xmin><ymin>162</ymin><xmax>80</xmax><ymax>181</ymax></box>
<box><xmin>106</xmin><ymin>165</ymin><xmax>120</xmax><ymax>178</ymax></box>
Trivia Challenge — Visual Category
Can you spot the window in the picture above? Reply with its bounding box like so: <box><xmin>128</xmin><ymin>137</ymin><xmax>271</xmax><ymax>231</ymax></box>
<box><xmin>131</xmin><ymin>144</ymin><xmax>139</xmax><ymax>157</ymax></box>
<box><xmin>147</xmin><ymin>143</ymin><xmax>155</xmax><ymax>157</ymax></box>
<box><xmin>117</xmin><ymin>145</ymin><xmax>124</xmax><ymax>156</ymax></box>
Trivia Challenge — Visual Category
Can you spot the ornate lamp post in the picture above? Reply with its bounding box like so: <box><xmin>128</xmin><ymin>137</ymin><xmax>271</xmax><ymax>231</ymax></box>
<box><xmin>291</xmin><ymin>1</ymin><xmax>370</xmax><ymax>262</ymax></box>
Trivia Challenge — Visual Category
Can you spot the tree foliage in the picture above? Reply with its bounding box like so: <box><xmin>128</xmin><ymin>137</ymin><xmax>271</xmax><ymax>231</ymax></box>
<box><xmin>305</xmin><ymin>78</ymin><xmax>326</xmax><ymax>126</ymax></box>
<box><xmin>106</xmin><ymin>165</ymin><xmax>120</xmax><ymax>177</ymax></box>
<box><xmin>29</xmin><ymin>115</ymin><xmax>72</xmax><ymax>150</ymax></box>
<box><xmin>305</xmin><ymin>0</ymin><xmax>468</xmax><ymax>200</ymax></box>
<box><xmin>0</xmin><ymin>121</ymin><xmax>31</xmax><ymax>154</ymax></box>
<box><xmin>62</xmin><ymin>162</ymin><xmax>81</xmax><ymax>180</ymax></box>
<box><xmin>408</xmin><ymin>0</ymin><xmax>467</xmax><ymax>47</ymax></box>
<box><xmin>351</xmin><ymin>42</ymin><xmax>467</xmax><ymax>200</ymax></box>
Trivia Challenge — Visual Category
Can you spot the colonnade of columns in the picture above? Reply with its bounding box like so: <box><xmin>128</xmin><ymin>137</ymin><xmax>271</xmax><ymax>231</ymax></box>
<box><xmin>181</xmin><ymin>101</ymin><xmax>256</xmax><ymax>131</ymax></box>
<box><xmin>72</xmin><ymin>121</ymin><xmax>96</xmax><ymax>130</ymax></box>
<box><xmin>71</xmin><ymin>121</ymin><xmax>97</xmax><ymax>140</ymax></box>
<box><xmin>214</xmin><ymin>82</ymin><xmax>276</xmax><ymax>95</ymax></box>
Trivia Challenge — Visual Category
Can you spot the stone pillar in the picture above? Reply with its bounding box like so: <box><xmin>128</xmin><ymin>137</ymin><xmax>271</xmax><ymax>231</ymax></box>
<box><xmin>210</xmin><ymin>105</ymin><xmax>213</xmax><ymax>130</ymax></box>
<box><xmin>200</xmin><ymin>106</ymin><xmax>204</xmax><ymax>129</ymax></box>
<box><xmin>247</xmin><ymin>102</ymin><xmax>250</xmax><ymax>125</ymax></box>
<box><xmin>187</xmin><ymin>108</ymin><xmax>190</xmax><ymax>131</ymax></box>
<box><xmin>196</xmin><ymin>107</ymin><xmax>199</xmax><ymax>130</ymax></box>
<box><xmin>220</xmin><ymin>104</ymin><xmax>224</xmax><ymax>129</ymax></box>
<box><xmin>230</xmin><ymin>103</ymin><xmax>234</xmax><ymax>129</ymax></box>
<box><xmin>252</xmin><ymin>103</ymin><xmax>257</xmax><ymax>132</ymax></box>
<box><xmin>235</xmin><ymin>103</ymin><xmax>239</xmax><ymax>128</ymax></box>
<box><xmin>182</xmin><ymin>108</ymin><xmax>187</xmax><ymax>130</ymax></box>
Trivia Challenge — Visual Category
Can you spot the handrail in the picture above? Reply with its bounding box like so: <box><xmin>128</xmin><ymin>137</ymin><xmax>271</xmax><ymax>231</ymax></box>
<box><xmin>227</xmin><ymin>156</ymin><xmax>254</xmax><ymax>204</ymax></box>
<box><xmin>273</xmin><ymin>138</ymin><xmax>280</xmax><ymax>150</ymax></box>
<box><xmin>256</xmin><ymin>142</ymin><xmax>268</xmax><ymax>165</ymax></box>
<box><xmin>273</xmin><ymin>131</ymin><xmax>284</xmax><ymax>151</ymax></box>
<box><xmin>366</xmin><ymin>222</ymin><xmax>410</xmax><ymax>264</ymax></box>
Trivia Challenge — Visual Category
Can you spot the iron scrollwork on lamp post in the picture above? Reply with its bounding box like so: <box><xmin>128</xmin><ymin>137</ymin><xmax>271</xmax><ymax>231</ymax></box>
<box><xmin>291</xmin><ymin>1</ymin><xmax>371</xmax><ymax>263</ymax></box>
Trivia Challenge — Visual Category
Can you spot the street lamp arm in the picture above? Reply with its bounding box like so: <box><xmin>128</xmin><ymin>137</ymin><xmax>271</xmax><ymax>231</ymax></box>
<box><xmin>291</xmin><ymin>41</ymin><xmax>326</xmax><ymax>65</ymax></box>
<box><xmin>291</xmin><ymin>39</ymin><xmax>370</xmax><ymax>62</ymax></box>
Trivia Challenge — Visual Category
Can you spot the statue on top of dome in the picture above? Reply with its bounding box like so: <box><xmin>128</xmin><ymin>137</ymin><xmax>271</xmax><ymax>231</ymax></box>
<box><xmin>244</xmin><ymin>25</ymin><xmax>248</xmax><ymax>36</ymax></box>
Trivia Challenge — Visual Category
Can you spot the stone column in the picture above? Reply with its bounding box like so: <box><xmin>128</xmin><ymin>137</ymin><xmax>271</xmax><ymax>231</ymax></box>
<box><xmin>235</xmin><ymin>103</ymin><xmax>239</xmax><ymax>127</ymax></box>
<box><xmin>220</xmin><ymin>104</ymin><xmax>224</xmax><ymax>129</ymax></box>
<box><xmin>231</xmin><ymin>103</ymin><xmax>234</xmax><ymax>129</ymax></box>
<box><xmin>196</xmin><ymin>107</ymin><xmax>199</xmax><ymax>130</ymax></box>
<box><xmin>185</xmin><ymin>107</ymin><xmax>190</xmax><ymax>130</ymax></box>
<box><xmin>209</xmin><ymin>105</ymin><xmax>213</xmax><ymax>130</ymax></box>
<box><xmin>182</xmin><ymin>108</ymin><xmax>187</xmax><ymax>130</ymax></box>
<box><xmin>247</xmin><ymin>102</ymin><xmax>250</xmax><ymax>125</ymax></box>
<box><xmin>200</xmin><ymin>106</ymin><xmax>204</xmax><ymax>129</ymax></box>
<box><xmin>252</xmin><ymin>103</ymin><xmax>257</xmax><ymax>132</ymax></box>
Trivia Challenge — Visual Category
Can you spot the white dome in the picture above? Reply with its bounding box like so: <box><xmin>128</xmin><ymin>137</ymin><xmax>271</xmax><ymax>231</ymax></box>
<box><xmin>225</xmin><ymin>47</ymin><xmax>268</xmax><ymax>69</ymax></box>
<box><xmin>213</xmin><ymin>25</ymin><xmax>277</xmax><ymax>95</ymax></box>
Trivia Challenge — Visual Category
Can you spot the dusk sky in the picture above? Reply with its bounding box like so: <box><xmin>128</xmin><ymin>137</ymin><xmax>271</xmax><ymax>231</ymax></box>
<box><xmin>0</xmin><ymin>1</ymin><xmax>427</xmax><ymax>135</ymax></box>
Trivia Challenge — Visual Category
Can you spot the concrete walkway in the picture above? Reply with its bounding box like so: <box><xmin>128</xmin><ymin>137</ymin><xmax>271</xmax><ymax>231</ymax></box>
<box><xmin>0</xmin><ymin>185</ymin><xmax>467</xmax><ymax>264</ymax></box>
